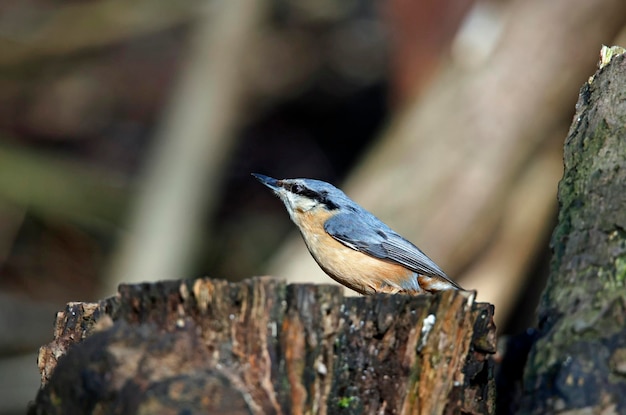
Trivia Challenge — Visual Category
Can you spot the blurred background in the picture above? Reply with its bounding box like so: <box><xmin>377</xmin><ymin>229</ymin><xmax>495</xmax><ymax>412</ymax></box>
<box><xmin>1</xmin><ymin>0</ymin><xmax>626</xmax><ymax>412</ymax></box>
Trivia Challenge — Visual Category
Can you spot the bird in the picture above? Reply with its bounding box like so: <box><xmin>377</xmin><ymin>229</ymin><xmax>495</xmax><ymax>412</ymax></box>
<box><xmin>252</xmin><ymin>173</ymin><xmax>463</xmax><ymax>295</ymax></box>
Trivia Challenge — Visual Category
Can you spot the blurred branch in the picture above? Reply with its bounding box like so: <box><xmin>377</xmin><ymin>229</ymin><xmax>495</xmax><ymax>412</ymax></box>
<box><xmin>268</xmin><ymin>0</ymin><xmax>626</xmax><ymax>326</ymax></box>
<box><xmin>0</xmin><ymin>201</ymin><xmax>25</xmax><ymax>265</ymax></box>
<box><xmin>0</xmin><ymin>352</ymin><xmax>41</xmax><ymax>414</ymax></box>
<box><xmin>0</xmin><ymin>292</ymin><xmax>59</xmax><ymax>352</ymax></box>
<box><xmin>461</xmin><ymin>136</ymin><xmax>563</xmax><ymax>326</ymax></box>
<box><xmin>0</xmin><ymin>0</ymin><xmax>202</xmax><ymax>69</ymax></box>
<box><xmin>0</xmin><ymin>293</ymin><xmax>60</xmax><ymax>414</ymax></box>
<box><xmin>104</xmin><ymin>1</ymin><xmax>266</xmax><ymax>294</ymax></box>
<box><xmin>0</xmin><ymin>142</ymin><xmax>127</xmax><ymax>226</ymax></box>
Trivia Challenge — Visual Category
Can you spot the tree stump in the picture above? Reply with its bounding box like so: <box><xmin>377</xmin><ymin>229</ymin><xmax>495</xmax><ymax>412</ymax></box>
<box><xmin>520</xmin><ymin>49</ymin><xmax>626</xmax><ymax>413</ymax></box>
<box><xmin>30</xmin><ymin>277</ymin><xmax>495</xmax><ymax>414</ymax></box>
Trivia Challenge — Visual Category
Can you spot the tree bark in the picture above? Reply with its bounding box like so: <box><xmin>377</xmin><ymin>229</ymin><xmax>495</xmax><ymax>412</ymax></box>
<box><xmin>31</xmin><ymin>277</ymin><xmax>495</xmax><ymax>414</ymax></box>
<box><xmin>520</xmin><ymin>50</ymin><xmax>626</xmax><ymax>413</ymax></box>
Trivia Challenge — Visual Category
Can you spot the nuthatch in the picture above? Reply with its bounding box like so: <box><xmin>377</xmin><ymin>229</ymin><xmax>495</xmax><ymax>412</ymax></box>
<box><xmin>253</xmin><ymin>173</ymin><xmax>463</xmax><ymax>295</ymax></box>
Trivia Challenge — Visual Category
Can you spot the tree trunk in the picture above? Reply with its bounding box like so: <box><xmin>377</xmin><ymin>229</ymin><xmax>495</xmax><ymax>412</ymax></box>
<box><xmin>31</xmin><ymin>277</ymin><xmax>495</xmax><ymax>414</ymax></box>
<box><xmin>520</xmin><ymin>49</ymin><xmax>626</xmax><ymax>413</ymax></box>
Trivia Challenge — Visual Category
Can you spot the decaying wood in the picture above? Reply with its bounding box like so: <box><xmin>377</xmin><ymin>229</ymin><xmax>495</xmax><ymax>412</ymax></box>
<box><xmin>519</xmin><ymin>51</ymin><xmax>626</xmax><ymax>413</ymax></box>
<box><xmin>31</xmin><ymin>277</ymin><xmax>495</xmax><ymax>414</ymax></box>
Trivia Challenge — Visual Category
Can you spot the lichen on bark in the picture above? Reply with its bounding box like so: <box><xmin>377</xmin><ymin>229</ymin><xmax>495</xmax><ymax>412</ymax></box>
<box><xmin>522</xmin><ymin>52</ymin><xmax>626</xmax><ymax>414</ymax></box>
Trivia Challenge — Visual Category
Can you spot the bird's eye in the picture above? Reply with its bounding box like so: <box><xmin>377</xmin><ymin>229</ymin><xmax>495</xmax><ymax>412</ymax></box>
<box><xmin>292</xmin><ymin>184</ymin><xmax>304</xmax><ymax>194</ymax></box>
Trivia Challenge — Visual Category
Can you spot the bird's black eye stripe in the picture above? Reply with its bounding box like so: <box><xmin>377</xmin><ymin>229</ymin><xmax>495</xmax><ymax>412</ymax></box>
<box><xmin>289</xmin><ymin>183</ymin><xmax>316</xmax><ymax>199</ymax></box>
<box><xmin>321</xmin><ymin>196</ymin><xmax>339</xmax><ymax>210</ymax></box>
<box><xmin>289</xmin><ymin>184</ymin><xmax>339</xmax><ymax>210</ymax></box>
<box><xmin>317</xmin><ymin>190</ymin><xmax>339</xmax><ymax>210</ymax></box>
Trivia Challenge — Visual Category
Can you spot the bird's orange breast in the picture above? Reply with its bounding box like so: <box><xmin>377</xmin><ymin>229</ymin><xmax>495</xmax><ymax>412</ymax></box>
<box><xmin>292</xmin><ymin>209</ymin><xmax>420</xmax><ymax>295</ymax></box>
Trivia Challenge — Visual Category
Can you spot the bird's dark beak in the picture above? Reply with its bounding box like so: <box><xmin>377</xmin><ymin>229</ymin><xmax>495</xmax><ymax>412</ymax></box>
<box><xmin>252</xmin><ymin>173</ymin><xmax>281</xmax><ymax>191</ymax></box>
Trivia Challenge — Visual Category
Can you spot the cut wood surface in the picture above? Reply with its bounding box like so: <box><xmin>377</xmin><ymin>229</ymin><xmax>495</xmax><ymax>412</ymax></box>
<box><xmin>31</xmin><ymin>277</ymin><xmax>495</xmax><ymax>414</ymax></box>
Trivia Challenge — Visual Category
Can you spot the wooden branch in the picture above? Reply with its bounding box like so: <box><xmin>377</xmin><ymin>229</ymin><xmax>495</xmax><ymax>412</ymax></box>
<box><xmin>0</xmin><ymin>142</ymin><xmax>127</xmax><ymax>226</ymax></box>
<box><xmin>31</xmin><ymin>277</ymin><xmax>495</xmax><ymax>414</ymax></box>
<box><xmin>0</xmin><ymin>0</ymin><xmax>202</xmax><ymax>68</ymax></box>
<box><xmin>520</xmin><ymin>49</ymin><xmax>626</xmax><ymax>412</ymax></box>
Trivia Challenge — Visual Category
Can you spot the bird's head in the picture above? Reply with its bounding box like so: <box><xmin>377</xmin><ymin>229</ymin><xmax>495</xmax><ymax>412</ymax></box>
<box><xmin>252</xmin><ymin>173</ymin><xmax>350</xmax><ymax>221</ymax></box>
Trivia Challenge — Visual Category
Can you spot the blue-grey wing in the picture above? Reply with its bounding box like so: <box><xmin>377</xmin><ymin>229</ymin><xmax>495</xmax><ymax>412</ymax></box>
<box><xmin>324</xmin><ymin>212</ymin><xmax>458</xmax><ymax>285</ymax></box>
